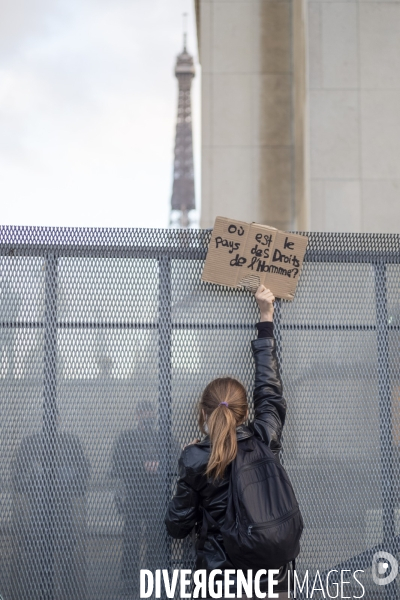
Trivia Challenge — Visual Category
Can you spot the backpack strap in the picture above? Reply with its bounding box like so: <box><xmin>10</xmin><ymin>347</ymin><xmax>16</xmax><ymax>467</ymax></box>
<box><xmin>290</xmin><ymin>560</ymin><xmax>296</xmax><ymax>593</ymax></box>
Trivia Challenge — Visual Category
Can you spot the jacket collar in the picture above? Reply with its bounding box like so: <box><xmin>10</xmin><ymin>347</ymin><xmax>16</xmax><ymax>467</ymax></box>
<box><xmin>197</xmin><ymin>424</ymin><xmax>253</xmax><ymax>447</ymax></box>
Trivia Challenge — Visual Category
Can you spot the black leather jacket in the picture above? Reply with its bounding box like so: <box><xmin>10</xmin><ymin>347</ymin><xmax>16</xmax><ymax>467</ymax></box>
<box><xmin>165</xmin><ymin>336</ymin><xmax>290</xmax><ymax>592</ymax></box>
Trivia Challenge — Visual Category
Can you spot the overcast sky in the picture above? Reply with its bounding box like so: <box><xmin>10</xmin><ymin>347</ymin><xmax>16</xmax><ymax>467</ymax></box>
<box><xmin>0</xmin><ymin>0</ymin><xmax>200</xmax><ymax>229</ymax></box>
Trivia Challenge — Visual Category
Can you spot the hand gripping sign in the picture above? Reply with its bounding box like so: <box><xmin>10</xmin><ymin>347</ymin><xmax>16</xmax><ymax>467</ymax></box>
<box><xmin>201</xmin><ymin>216</ymin><xmax>309</xmax><ymax>300</ymax></box>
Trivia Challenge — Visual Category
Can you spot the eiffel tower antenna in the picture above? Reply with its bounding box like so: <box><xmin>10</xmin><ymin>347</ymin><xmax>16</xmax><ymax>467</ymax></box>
<box><xmin>170</xmin><ymin>18</ymin><xmax>196</xmax><ymax>229</ymax></box>
<box><xmin>183</xmin><ymin>12</ymin><xmax>187</xmax><ymax>50</ymax></box>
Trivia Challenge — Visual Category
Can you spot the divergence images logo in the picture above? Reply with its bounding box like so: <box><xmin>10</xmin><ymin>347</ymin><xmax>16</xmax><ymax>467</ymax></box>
<box><xmin>372</xmin><ymin>552</ymin><xmax>399</xmax><ymax>586</ymax></box>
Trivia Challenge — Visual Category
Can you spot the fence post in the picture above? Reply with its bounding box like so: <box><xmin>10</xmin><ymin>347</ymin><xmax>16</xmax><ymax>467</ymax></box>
<box><xmin>40</xmin><ymin>252</ymin><xmax>58</xmax><ymax>600</ymax></box>
<box><xmin>374</xmin><ymin>262</ymin><xmax>397</xmax><ymax>599</ymax></box>
<box><xmin>274</xmin><ymin>299</ymin><xmax>284</xmax><ymax>467</ymax></box>
<box><xmin>158</xmin><ymin>255</ymin><xmax>173</xmax><ymax>586</ymax></box>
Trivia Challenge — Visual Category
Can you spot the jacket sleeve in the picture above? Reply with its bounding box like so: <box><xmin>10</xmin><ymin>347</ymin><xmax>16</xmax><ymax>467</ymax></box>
<box><xmin>165</xmin><ymin>449</ymin><xmax>200</xmax><ymax>539</ymax></box>
<box><xmin>250</xmin><ymin>336</ymin><xmax>287</xmax><ymax>456</ymax></box>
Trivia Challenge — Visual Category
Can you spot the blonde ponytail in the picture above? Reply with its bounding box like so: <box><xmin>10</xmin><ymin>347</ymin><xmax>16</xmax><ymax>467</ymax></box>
<box><xmin>199</xmin><ymin>377</ymin><xmax>248</xmax><ymax>481</ymax></box>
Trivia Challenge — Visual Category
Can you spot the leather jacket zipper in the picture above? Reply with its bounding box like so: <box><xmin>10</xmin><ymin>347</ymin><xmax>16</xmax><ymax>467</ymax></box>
<box><xmin>247</xmin><ymin>506</ymin><xmax>299</xmax><ymax>536</ymax></box>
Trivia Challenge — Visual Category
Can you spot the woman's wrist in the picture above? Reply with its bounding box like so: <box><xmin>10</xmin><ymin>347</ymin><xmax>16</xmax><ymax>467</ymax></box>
<box><xmin>259</xmin><ymin>312</ymin><xmax>274</xmax><ymax>322</ymax></box>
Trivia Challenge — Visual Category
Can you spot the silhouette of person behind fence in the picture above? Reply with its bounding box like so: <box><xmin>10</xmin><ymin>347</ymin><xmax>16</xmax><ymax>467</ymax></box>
<box><xmin>111</xmin><ymin>400</ymin><xmax>180</xmax><ymax>595</ymax></box>
<box><xmin>11</xmin><ymin>411</ymin><xmax>90</xmax><ymax>600</ymax></box>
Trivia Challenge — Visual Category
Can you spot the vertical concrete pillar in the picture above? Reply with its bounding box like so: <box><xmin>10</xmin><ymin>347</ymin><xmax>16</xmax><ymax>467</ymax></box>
<box><xmin>197</xmin><ymin>0</ymin><xmax>308</xmax><ymax>231</ymax></box>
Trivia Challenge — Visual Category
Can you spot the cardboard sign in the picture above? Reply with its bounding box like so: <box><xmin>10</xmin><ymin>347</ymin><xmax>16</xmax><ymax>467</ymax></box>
<box><xmin>201</xmin><ymin>216</ymin><xmax>309</xmax><ymax>300</ymax></box>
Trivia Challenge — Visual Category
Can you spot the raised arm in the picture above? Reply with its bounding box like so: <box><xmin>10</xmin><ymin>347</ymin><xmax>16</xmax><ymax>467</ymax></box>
<box><xmin>249</xmin><ymin>285</ymin><xmax>287</xmax><ymax>456</ymax></box>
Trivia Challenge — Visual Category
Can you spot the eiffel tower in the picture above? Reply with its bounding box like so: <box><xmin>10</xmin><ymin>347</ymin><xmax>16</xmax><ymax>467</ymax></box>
<box><xmin>170</xmin><ymin>27</ymin><xmax>196</xmax><ymax>228</ymax></box>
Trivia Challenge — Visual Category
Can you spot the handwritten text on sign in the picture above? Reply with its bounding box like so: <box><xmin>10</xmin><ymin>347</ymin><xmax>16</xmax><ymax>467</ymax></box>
<box><xmin>201</xmin><ymin>217</ymin><xmax>309</xmax><ymax>300</ymax></box>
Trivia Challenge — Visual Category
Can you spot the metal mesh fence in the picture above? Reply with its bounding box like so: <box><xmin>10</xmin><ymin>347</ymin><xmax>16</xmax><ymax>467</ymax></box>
<box><xmin>1</xmin><ymin>226</ymin><xmax>400</xmax><ymax>599</ymax></box>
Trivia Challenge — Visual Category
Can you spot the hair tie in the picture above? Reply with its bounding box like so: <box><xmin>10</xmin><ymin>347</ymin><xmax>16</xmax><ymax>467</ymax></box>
<box><xmin>219</xmin><ymin>401</ymin><xmax>229</xmax><ymax>407</ymax></box>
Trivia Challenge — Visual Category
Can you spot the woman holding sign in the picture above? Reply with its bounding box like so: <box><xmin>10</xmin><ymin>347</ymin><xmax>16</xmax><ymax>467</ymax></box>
<box><xmin>165</xmin><ymin>286</ymin><xmax>303</xmax><ymax>599</ymax></box>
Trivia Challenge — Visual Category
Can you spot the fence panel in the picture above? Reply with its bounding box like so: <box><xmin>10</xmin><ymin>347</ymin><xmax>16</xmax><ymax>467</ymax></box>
<box><xmin>0</xmin><ymin>227</ymin><xmax>400</xmax><ymax>599</ymax></box>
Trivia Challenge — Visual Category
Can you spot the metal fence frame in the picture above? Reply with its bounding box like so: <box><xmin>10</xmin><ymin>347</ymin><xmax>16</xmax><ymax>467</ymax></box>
<box><xmin>1</xmin><ymin>226</ymin><xmax>400</xmax><ymax>599</ymax></box>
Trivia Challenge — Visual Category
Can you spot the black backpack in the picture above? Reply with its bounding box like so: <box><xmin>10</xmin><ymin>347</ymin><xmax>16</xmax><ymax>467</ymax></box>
<box><xmin>201</xmin><ymin>436</ymin><xmax>303</xmax><ymax>571</ymax></box>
